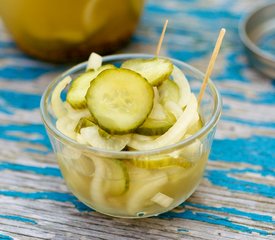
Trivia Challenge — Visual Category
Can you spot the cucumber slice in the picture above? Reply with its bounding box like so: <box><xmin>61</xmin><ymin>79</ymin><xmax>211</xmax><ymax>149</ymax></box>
<box><xmin>80</xmin><ymin>126</ymin><xmax>131</xmax><ymax>151</ymax></box>
<box><xmin>67</xmin><ymin>64</ymin><xmax>115</xmax><ymax>109</ymax></box>
<box><xmin>122</xmin><ymin>58</ymin><xmax>173</xmax><ymax>86</ymax></box>
<box><xmin>86</xmin><ymin>68</ymin><xmax>154</xmax><ymax>134</ymax></box>
<box><xmin>131</xmin><ymin>156</ymin><xmax>193</xmax><ymax>169</ymax></box>
<box><xmin>90</xmin><ymin>156</ymin><xmax>129</xmax><ymax>206</ymax></box>
<box><xmin>74</xmin><ymin>116</ymin><xmax>95</xmax><ymax>133</ymax></box>
<box><xmin>158</xmin><ymin>79</ymin><xmax>179</xmax><ymax>104</ymax></box>
<box><xmin>137</xmin><ymin>87</ymin><xmax>176</xmax><ymax>135</ymax></box>
<box><xmin>136</xmin><ymin>113</ymin><xmax>176</xmax><ymax>136</ymax></box>
<box><xmin>62</xmin><ymin>148</ymin><xmax>95</xmax><ymax>176</ymax></box>
<box><xmin>104</xmin><ymin>158</ymin><xmax>129</xmax><ymax>196</ymax></box>
<box><xmin>128</xmin><ymin>94</ymin><xmax>198</xmax><ymax>150</ymax></box>
<box><xmin>51</xmin><ymin>76</ymin><xmax>72</xmax><ymax>118</ymax></box>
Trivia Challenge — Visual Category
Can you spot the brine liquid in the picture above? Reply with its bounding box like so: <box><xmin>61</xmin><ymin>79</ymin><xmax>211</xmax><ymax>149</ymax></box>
<box><xmin>57</xmin><ymin>150</ymin><xmax>208</xmax><ymax>218</ymax></box>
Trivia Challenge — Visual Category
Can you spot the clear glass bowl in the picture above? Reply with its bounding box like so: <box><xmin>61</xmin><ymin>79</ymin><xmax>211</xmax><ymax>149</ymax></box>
<box><xmin>40</xmin><ymin>54</ymin><xmax>222</xmax><ymax>218</ymax></box>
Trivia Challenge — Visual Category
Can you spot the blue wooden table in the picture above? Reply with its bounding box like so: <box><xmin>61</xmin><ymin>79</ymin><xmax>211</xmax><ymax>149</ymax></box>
<box><xmin>0</xmin><ymin>0</ymin><xmax>274</xmax><ymax>239</ymax></box>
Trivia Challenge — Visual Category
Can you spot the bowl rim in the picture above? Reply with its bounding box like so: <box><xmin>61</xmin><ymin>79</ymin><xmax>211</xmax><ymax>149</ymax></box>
<box><xmin>40</xmin><ymin>53</ymin><xmax>222</xmax><ymax>159</ymax></box>
<box><xmin>239</xmin><ymin>2</ymin><xmax>275</xmax><ymax>63</ymax></box>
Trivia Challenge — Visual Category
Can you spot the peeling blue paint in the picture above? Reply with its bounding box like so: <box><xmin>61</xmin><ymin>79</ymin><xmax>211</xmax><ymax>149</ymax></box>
<box><xmin>0</xmin><ymin>215</ymin><xmax>37</xmax><ymax>224</ymax></box>
<box><xmin>221</xmin><ymin>116</ymin><xmax>275</xmax><ymax>128</ymax></box>
<box><xmin>186</xmin><ymin>9</ymin><xmax>239</xmax><ymax>20</ymax></box>
<box><xmin>206</xmin><ymin>169</ymin><xmax>275</xmax><ymax>198</ymax></box>
<box><xmin>184</xmin><ymin>202</ymin><xmax>274</xmax><ymax>224</ymax></box>
<box><xmin>0</xmin><ymin>233</ymin><xmax>13</xmax><ymax>240</ymax></box>
<box><xmin>211</xmin><ymin>136</ymin><xmax>275</xmax><ymax>171</ymax></box>
<box><xmin>146</xmin><ymin>4</ymin><xmax>178</xmax><ymax>14</ymax></box>
<box><xmin>0</xmin><ymin>89</ymin><xmax>41</xmax><ymax>110</ymax></box>
<box><xmin>0</xmin><ymin>65</ymin><xmax>58</xmax><ymax>81</ymax></box>
<box><xmin>221</xmin><ymin>90</ymin><xmax>275</xmax><ymax>105</ymax></box>
<box><xmin>0</xmin><ymin>162</ymin><xmax>61</xmax><ymax>178</ymax></box>
<box><xmin>218</xmin><ymin>50</ymin><xmax>250</xmax><ymax>83</ymax></box>
<box><xmin>0</xmin><ymin>190</ymin><xmax>91</xmax><ymax>212</ymax></box>
<box><xmin>0</xmin><ymin>124</ymin><xmax>51</xmax><ymax>149</ymax></box>
<box><xmin>160</xmin><ymin>210</ymin><xmax>270</xmax><ymax>236</ymax></box>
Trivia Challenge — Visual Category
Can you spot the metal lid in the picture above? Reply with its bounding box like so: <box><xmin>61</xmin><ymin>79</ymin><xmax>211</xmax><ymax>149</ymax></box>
<box><xmin>239</xmin><ymin>2</ymin><xmax>275</xmax><ymax>78</ymax></box>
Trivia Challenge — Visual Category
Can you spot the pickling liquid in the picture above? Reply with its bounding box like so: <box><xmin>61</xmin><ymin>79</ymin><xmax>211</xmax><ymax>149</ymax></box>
<box><xmin>0</xmin><ymin>0</ymin><xmax>144</xmax><ymax>62</ymax></box>
<box><xmin>57</xmin><ymin>148</ymin><xmax>208</xmax><ymax>218</ymax></box>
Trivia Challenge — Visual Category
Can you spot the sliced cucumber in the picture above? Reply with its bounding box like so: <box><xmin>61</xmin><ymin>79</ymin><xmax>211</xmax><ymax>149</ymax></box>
<box><xmin>80</xmin><ymin>126</ymin><xmax>131</xmax><ymax>151</ymax></box>
<box><xmin>86</xmin><ymin>68</ymin><xmax>154</xmax><ymax>134</ymax></box>
<box><xmin>122</xmin><ymin>58</ymin><xmax>173</xmax><ymax>86</ymax></box>
<box><xmin>51</xmin><ymin>76</ymin><xmax>72</xmax><ymax>118</ymax></box>
<box><xmin>74</xmin><ymin>116</ymin><xmax>96</xmax><ymax>133</ymax></box>
<box><xmin>158</xmin><ymin>79</ymin><xmax>179</xmax><ymax>104</ymax></box>
<box><xmin>137</xmin><ymin>88</ymin><xmax>176</xmax><ymax>135</ymax></box>
<box><xmin>67</xmin><ymin>64</ymin><xmax>115</xmax><ymax>109</ymax></box>
<box><xmin>90</xmin><ymin>156</ymin><xmax>129</xmax><ymax>205</ymax></box>
<box><xmin>104</xmin><ymin>158</ymin><xmax>129</xmax><ymax>196</ymax></box>
<box><xmin>136</xmin><ymin>113</ymin><xmax>176</xmax><ymax>136</ymax></box>
<box><xmin>131</xmin><ymin>156</ymin><xmax>193</xmax><ymax>169</ymax></box>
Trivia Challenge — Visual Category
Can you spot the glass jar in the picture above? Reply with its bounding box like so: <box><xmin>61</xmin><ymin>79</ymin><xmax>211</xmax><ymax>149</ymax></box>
<box><xmin>0</xmin><ymin>0</ymin><xmax>144</xmax><ymax>62</ymax></box>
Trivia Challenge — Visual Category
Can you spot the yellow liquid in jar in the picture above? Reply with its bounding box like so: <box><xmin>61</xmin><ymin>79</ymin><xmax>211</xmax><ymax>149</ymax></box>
<box><xmin>0</xmin><ymin>0</ymin><xmax>144</xmax><ymax>62</ymax></box>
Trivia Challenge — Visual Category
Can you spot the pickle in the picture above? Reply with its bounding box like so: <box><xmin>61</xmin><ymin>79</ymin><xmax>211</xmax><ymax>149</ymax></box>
<box><xmin>131</xmin><ymin>156</ymin><xmax>193</xmax><ymax>169</ymax></box>
<box><xmin>136</xmin><ymin>114</ymin><xmax>176</xmax><ymax>136</ymax></box>
<box><xmin>158</xmin><ymin>79</ymin><xmax>179</xmax><ymax>104</ymax></box>
<box><xmin>122</xmin><ymin>58</ymin><xmax>173</xmax><ymax>86</ymax></box>
<box><xmin>86</xmin><ymin>68</ymin><xmax>154</xmax><ymax>134</ymax></box>
<box><xmin>67</xmin><ymin>64</ymin><xmax>115</xmax><ymax>109</ymax></box>
<box><xmin>74</xmin><ymin>116</ymin><xmax>96</xmax><ymax>133</ymax></box>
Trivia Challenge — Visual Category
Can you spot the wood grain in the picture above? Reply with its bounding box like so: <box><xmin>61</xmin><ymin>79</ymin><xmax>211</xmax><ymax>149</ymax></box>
<box><xmin>0</xmin><ymin>0</ymin><xmax>275</xmax><ymax>239</ymax></box>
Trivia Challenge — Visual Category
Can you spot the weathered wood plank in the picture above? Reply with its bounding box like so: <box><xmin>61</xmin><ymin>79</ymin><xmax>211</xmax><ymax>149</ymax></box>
<box><xmin>1</xmin><ymin>0</ymin><xmax>275</xmax><ymax>239</ymax></box>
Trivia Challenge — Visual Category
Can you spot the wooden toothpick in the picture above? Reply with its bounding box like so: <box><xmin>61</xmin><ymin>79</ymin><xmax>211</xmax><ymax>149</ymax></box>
<box><xmin>197</xmin><ymin>28</ymin><xmax>226</xmax><ymax>105</ymax></box>
<box><xmin>156</xmin><ymin>19</ymin><xmax>169</xmax><ymax>56</ymax></box>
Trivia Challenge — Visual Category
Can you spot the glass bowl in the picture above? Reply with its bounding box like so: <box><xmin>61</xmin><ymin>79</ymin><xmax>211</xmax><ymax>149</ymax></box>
<box><xmin>40</xmin><ymin>54</ymin><xmax>222</xmax><ymax>218</ymax></box>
